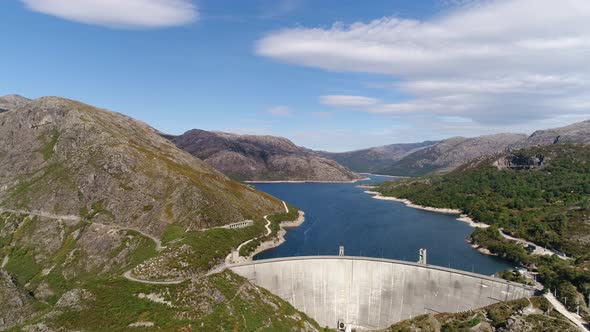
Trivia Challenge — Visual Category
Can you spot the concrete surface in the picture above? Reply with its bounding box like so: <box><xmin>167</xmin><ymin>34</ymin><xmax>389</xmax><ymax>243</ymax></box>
<box><xmin>230</xmin><ymin>256</ymin><xmax>536</xmax><ymax>330</ymax></box>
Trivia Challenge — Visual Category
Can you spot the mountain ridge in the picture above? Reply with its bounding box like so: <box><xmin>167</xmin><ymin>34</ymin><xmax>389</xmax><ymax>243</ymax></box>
<box><xmin>320</xmin><ymin>119</ymin><xmax>590</xmax><ymax>177</ymax></box>
<box><xmin>0</xmin><ymin>94</ymin><xmax>30</xmax><ymax>112</ymax></box>
<box><xmin>317</xmin><ymin>141</ymin><xmax>438</xmax><ymax>173</ymax></box>
<box><xmin>0</xmin><ymin>96</ymin><xmax>283</xmax><ymax>237</ymax></box>
<box><xmin>167</xmin><ymin>129</ymin><xmax>361</xmax><ymax>182</ymax></box>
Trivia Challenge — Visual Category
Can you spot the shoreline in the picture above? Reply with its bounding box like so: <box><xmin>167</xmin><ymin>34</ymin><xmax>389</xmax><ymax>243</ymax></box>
<box><xmin>226</xmin><ymin>210</ymin><xmax>306</xmax><ymax>265</ymax></box>
<box><xmin>245</xmin><ymin>177</ymin><xmax>370</xmax><ymax>184</ymax></box>
<box><xmin>358</xmin><ymin>173</ymin><xmax>410</xmax><ymax>178</ymax></box>
<box><xmin>247</xmin><ymin>210</ymin><xmax>306</xmax><ymax>259</ymax></box>
<box><xmin>364</xmin><ymin>190</ymin><xmax>490</xmax><ymax>229</ymax></box>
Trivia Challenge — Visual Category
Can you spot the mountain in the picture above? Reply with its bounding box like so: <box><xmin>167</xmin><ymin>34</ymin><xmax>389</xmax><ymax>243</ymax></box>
<box><xmin>0</xmin><ymin>97</ymin><xmax>283</xmax><ymax>236</ymax></box>
<box><xmin>167</xmin><ymin>129</ymin><xmax>361</xmax><ymax>182</ymax></box>
<box><xmin>0</xmin><ymin>94</ymin><xmax>30</xmax><ymax>112</ymax></box>
<box><xmin>521</xmin><ymin>119</ymin><xmax>590</xmax><ymax>146</ymax></box>
<box><xmin>0</xmin><ymin>97</ymin><xmax>321</xmax><ymax>331</ymax></box>
<box><xmin>320</xmin><ymin>120</ymin><xmax>590</xmax><ymax>177</ymax></box>
<box><xmin>317</xmin><ymin>141</ymin><xmax>437</xmax><ymax>173</ymax></box>
<box><xmin>377</xmin><ymin>133</ymin><xmax>528</xmax><ymax>176</ymax></box>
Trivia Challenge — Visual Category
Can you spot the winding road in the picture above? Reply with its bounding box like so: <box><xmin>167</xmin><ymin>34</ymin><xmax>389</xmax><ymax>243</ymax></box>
<box><xmin>2</xmin><ymin>205</ymin><xmax>588</xmax><ymax>329</ymax></box>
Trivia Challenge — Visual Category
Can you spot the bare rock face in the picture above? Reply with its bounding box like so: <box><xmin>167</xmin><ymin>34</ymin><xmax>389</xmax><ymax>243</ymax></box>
<box><xmin>494</xmin><ymin>153</ymin><xmax>546</xmax><ymax>170</ymax></box>
<box><xmin>0</xmin><ymin>94</ymin><xmax>30</xmax><ymax>113</ymax></box>
<box><xmin>0</xmin><ymin>270</ymin><xmax>35</xmax><ymax>330</ymax></box>
<box><xmin>0</xmin><ymin>97</ymin><xmax>283</xmax><ymax>237</ymax></box>
<box><xmin>55</xmin><ymin>288</ymin><xmax>93</xmax><ymax>311</ymax></box>
<box><xmin>168</xmin><ymin>129</ymin><xmax>360</xmax><ymax>182</ymax></box>
<box><xmin>521</xmin><ymin>119</ymin><xmax>590</xmax><ymax>147</ymax></box>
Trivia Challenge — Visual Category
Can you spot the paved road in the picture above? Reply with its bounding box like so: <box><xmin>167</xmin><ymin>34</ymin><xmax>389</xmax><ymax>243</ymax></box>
<box><xmin>99</xmin><ymin>223</ymin><xmax>165</xmax><ymax>252</ymax></box>
<box><xmin>263</xmin><ymin>215</ymin><xmax>272</xmax><ymax>236</ymax></box>
<box><xmin>207</xmin><ymin>201</ymin><xmax>289</xmax><ymax>276</ymax></box>
<box><xmin>0</xmin><ymin>207</ymin><xmax>175</xmax><ymax>284</ymax></box>
<box><xmin>499</xmin><ymin>229</ymin><xmax>570</xmax><ymax>259</ymax></box>
<box><xmin>0</xmin><ymin>207</ymin><xmax>80</xmax><ymax>222</ymax></box>
<box><xmin>544</xmin><ymin>292</ymin><xmax>589</xmax><ymax>332</ymax></box>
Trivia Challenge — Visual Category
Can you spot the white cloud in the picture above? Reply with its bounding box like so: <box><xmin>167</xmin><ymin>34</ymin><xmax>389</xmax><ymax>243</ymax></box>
<box><xmin>268</xmin><ymin>106</ymin><xmax>292</xmax><ymax>116</ymax></box>
<box><xmin>257</xmin><ymin>0</ymin><xmax>590</xmax><ymax>126</ymax></box>
<box><xmin>320</xmin><ymin>95</ymin><xmax>379</xmax><ymax>108</ymax></box>
<box><xmin>21</xmin><ymin>0</ymin><xmax>198</xmax><ymax>28</ymax></box>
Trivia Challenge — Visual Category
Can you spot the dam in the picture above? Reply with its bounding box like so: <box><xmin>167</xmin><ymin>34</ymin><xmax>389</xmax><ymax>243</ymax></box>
<box><xmin>230</xmin><ymin>256</ymin><xmax>536</xmax><ymax>330</ymax></box>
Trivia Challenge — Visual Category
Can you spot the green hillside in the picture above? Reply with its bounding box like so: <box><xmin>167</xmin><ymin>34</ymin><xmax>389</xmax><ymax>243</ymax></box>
<box><xmin>0</xmin><ymin>97</ymin><xmax>323</xmax><ymax>331</ymax></box>
<box><xmin>377</xmin><ymin>144</ymin><xmax>590</xmax><ymax>319</ymax></box>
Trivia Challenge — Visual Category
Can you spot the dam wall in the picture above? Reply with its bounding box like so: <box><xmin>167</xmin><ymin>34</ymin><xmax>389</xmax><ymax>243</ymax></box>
<box><xmin>230</xmin><ymin>256</ymin><xmax>536</xmax><ymax>330</ymax></box>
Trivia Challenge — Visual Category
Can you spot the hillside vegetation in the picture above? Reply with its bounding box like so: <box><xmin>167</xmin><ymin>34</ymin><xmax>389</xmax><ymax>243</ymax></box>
<box><xmin>382</xmin><ymin>297</ymin><xmax>578</xmax><ymax>332</ymax></box>
<box><xmin>377</xmin><ymin>144</ymin><xmax>590</xmax><ymax>319</ymax></box>
<box><xmin>0</xmin><ymin>97</ymin><xmax>323</xmax><ymax>331</ymax></box>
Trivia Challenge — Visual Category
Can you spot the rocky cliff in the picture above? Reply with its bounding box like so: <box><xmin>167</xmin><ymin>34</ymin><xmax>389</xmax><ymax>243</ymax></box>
<box><xmin>168</xmin><ymin>129</ymin><xmax>361</xmax><ymax>182</ymax></box>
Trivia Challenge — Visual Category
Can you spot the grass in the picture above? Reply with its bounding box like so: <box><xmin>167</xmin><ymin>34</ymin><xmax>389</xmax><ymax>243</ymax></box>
<box><xmin>158</xmin><ymin>204</ymin><xmax>300</xmax><ymax>272</ymax></box>
<box><xmin>80</xmin><ymin>201</ymin><xmax>114</xmax><ymax>220</ymax></box>
<box><xmin>4</xmin><ymin>246</ymin><xmax>42</xmax><ymax>285</ymax></box>
<box><xmin>195</xmin><ymin>272</ymin><xmax>325</xmax><ymax>332</ymax></box>
<box><xmin>37</xmin><ymin>271</ymin><xmax>326</xmax><ymax>332</ymax></box>
<box><xmin>161</xmin><ymin>224</ymin><xmax>186</xmax><ymax>244</ymax></box>
<box><xmin>50</xmin><ymin>278</ymin><xmax>184</xmax><ymax>331</ymax></box>
<box><xmin>266</xmin><ymin>203</ymin><xmax>299</xmax><ymax>237</ymax></box>
<box><xmin>166</xmin><ymin>224</ymin><xmax>265</xmax><ymax>272</ymax></box>
<box><xmin>37</xmin><ymin>128</ymin><xmax>60</xmax><ymax>161</ymax></box>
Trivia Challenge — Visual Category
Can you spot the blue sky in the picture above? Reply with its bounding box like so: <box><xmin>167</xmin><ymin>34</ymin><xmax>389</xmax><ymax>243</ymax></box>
<box><xmin>1</xmin><ymin>0</ymin><xmax>589</xmax><ymax>151</ymax></box>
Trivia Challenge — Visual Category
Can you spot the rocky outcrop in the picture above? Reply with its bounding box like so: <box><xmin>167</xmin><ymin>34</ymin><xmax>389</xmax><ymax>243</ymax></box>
<box><xmin>318</xmin><ymin>141</ymin><xmax>437</xmax><ymax>173</ymax></box>
<box><xmin>495</xmin><ymin>153</ymin><xmax>546</xmax><ymax>170</ymax></box>
<box><xmin>0</xmin><ymin>94</ymin><xmax>30</xmax><ymax>113</ymax></box>
<box><xmin>0</xmin><ymin>270</ymin><xmax>35</xmax><ymax>330</ymax></box>
<box><xmin>168</xmin><ymin>129</ymin><xmax>360</xmax><ymax>182</ymax></box>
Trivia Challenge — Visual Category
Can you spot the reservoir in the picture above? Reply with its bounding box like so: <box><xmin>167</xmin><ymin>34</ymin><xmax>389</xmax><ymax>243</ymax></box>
<box><xmin>254</xmin><ymin>175</ymin><xmax>512</xmax><ymax>276</ymax></box>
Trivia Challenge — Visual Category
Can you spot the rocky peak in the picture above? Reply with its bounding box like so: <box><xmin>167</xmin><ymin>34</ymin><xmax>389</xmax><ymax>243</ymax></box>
<box><xmin>525</xmin><ymin>120</ymin><xmax>590</xmax><ymax>146</ymax></box>
<box><xmin>0</xmin><ymin>94</ymin><xmax>30</xmax><ymax>112</ymax></box>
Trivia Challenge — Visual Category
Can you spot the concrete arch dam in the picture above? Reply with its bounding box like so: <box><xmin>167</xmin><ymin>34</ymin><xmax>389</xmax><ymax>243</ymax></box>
<box><xmin>229</xmin><ymin>256</ymin><xmax>535</xmax><ymax>330</ymax></box>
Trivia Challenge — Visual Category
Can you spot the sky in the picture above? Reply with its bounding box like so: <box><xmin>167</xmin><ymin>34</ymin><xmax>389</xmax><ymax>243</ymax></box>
<box><xmin>1</xmin><ymin>0</ymin><xmax>589</xmax><ymax>152</ymax></box>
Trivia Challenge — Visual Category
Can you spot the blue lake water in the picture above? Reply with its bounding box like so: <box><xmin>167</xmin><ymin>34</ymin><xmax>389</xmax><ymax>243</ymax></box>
<box><xmin>254</xmin><ymin>175</ymin><xmax>512</xmax><ymax>276</ymax></box>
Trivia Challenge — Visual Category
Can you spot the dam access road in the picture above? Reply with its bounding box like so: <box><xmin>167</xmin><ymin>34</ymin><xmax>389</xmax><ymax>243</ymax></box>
<box><xmin>230</xmin><ymin>256</ymin><xmax>535</xmax><ymax>330</ymax></box>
